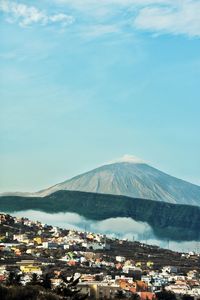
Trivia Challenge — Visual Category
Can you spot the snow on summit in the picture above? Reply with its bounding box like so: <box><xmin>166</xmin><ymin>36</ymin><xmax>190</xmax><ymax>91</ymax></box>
<box><xmin>108</xmin><ymin>154</ymin><xmax>146</xmax><ymax>164</ymax></box>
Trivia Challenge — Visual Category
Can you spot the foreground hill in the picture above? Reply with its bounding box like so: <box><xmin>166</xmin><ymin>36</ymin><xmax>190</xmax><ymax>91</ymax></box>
<box><xmin>33</xmin><ymin>155</ymin><xmax>200</xmax><ymax>206</ymax></box>
<box><xmin>0</xmin><ymin>190</ymin><xmax>200</xmax><ymax>241</ymax></box>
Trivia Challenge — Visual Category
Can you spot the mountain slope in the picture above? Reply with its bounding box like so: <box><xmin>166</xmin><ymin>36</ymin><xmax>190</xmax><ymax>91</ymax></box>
<box><xmin>36</xmin><ymin>158</ymin><xmax>200</xmax><ymax>206</ymax></box>
<box><xmin>0</xmin><ymin>190</ymin><xmax>200</xmax><ymax>241</ymax></box>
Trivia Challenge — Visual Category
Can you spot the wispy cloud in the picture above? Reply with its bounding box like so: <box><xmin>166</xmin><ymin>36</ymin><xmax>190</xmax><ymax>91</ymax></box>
<box><xmin>55</xmin><ymin>0</ymin><xmax>200</xmax><ymax>38</ymax></box>
<box><xmin>0</xmin><ymin>0</ymin><xmax>74</xmax><ymax>27</ymax></box>
<box><xmin>83</xmin><ymin>24</ymin><xmax>121</xmax><ymax>38</ymax></box>
<box><xmin>134</xmin><ymin>1</ymin><xmax>200</xmax><ymax>37</ymax></box>
<box><xmin>55</xmin><ymin>0</ymin><xmax>171</xmax><ymax>18</ymax></box>
<box><xmin>1</xmin><ymin>0</ymin><xmax>200</xmax><ymax>37</ymax></box>
<box><xmin>56</xmin><ymin>0</ymin><xmax>171</xmax><ymax>9</ymax></box>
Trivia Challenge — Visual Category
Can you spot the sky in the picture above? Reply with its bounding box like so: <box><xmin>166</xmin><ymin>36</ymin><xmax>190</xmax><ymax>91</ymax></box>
<box><xmin>0</xmin><ymin>0</ymin><xmax>200</xmax><ymax>192</ymax></box>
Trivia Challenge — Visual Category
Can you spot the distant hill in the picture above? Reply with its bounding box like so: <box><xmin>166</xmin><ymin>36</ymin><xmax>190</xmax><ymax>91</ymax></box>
<box><xmin>30</xmin><ymin>155</ymin><xmax>200</xmax><ymax>207</ymax></box>
<box><xmin>0</xmin><ymin>190</ymin><xmax>200</xmax><ymax>241</ymax></box>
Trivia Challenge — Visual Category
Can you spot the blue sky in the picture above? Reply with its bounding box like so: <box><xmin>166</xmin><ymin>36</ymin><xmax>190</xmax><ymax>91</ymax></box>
<box><xmin>0</xmin><ymin>0</ymin><xmax>200</xmax><ymax>192</ymax></box>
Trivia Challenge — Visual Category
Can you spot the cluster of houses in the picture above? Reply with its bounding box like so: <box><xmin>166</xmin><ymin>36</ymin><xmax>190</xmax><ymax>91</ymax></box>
<box><xmin>0</xmin><ymin>213</ymin><xmax>200</xmax><ymax>299</ymax></box>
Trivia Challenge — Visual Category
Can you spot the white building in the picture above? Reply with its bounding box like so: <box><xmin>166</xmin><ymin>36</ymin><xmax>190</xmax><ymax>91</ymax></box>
<box><xmin>116</xmin><ymin>256</ymin><xmax>126</xmax><ymax>263</ymax></box>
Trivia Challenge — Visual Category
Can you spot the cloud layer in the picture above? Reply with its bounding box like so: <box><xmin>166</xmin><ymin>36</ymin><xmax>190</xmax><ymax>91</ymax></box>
<box><xmin>0</xmin><ymin>0</ymin><xmax>74</xmax><ymax>27</ymax></box>
<box><xmin>11</xmin><ymin>210</ymin><xmax>200</xmax><ymax>252</ymax></box>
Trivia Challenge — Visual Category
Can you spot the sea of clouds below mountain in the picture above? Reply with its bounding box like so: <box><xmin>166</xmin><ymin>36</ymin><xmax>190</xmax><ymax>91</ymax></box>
<box><xmin>11</xmin><ymin>210</ymin><xmax>200</xmax><ymax>253</ymax></box>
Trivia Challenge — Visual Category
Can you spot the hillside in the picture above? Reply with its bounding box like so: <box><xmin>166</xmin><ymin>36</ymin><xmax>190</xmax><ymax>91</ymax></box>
<box><xmin>0</xmin><ymin>190</ymin><xmax>200</xmax><ymax>241</ymax></box>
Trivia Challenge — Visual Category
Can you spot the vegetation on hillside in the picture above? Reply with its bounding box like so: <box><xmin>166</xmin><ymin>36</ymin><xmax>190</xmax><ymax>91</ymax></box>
<box><xmin>0</xmin><ymin>190</ymin><xmax>200</xmax><ymax>241</ymax></box>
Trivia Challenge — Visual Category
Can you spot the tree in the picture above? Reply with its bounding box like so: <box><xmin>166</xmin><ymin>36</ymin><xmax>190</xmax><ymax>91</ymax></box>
<box><xmin>6</xmin><ymin>271</ymin><xmax>21</xmax><ymax>286</ymax></box>
<box><xmin>0</xmin><ymin>285</ymin><xmax>39</xmax><ymax>300</ymax></box>
<box><xmin>0</xmin><ymin>285</ymin><xmax>9</xmax><ymax>300</ymax></box>
<box><xmin>115</xmin><ymin>290</ymin><xmax>126</xmax><ymax>299</ymax></box>
<box><xmin>182</xmin><ymin>295</ymin><xmax>194</xmax><ymax>300</ymax></box>
<box><xmin>131</xmin><ymin>293</ymin><xmax>141</xmax><ymax>300</ymax></box>
<box><xmin>7</xmin><ymin>272</ymin><xmax>15</xmax><ymax>286</ymax></box>
<box><xmin>156</xmin><ymin>290</ymin><xmax>177</xmax><ymax>300</ymax></box>
<box><xmin>55</xmin><ymin>274</ymin><xmax>88</xmax><ymax>300</ymax></box>
<box><xmin>42</xmin><ymin>273</ymin><xmax>52</xmax><ymax>290</ymax></box>
<box><xmin>30</xmin><ymin>273</ymin><xmax>39</xmax><ymax>286</ymax></box>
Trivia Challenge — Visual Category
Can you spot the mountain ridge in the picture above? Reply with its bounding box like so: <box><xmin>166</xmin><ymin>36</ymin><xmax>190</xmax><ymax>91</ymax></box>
<box><xmin>1</xmin><ymin>155</ymin><xmax>200</xmax><ymax>206</ymax></box>
<box><xmin>35</xmin><ymin>160</ymin><xmax>200</xmax><ymax>206</ymax></box>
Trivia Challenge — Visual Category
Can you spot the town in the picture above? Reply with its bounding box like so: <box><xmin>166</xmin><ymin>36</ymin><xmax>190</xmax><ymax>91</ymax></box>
<box><xmin>0</xmin><ymin>213</ymin><xmax>200</xmax><ymax>300</ymax></box>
